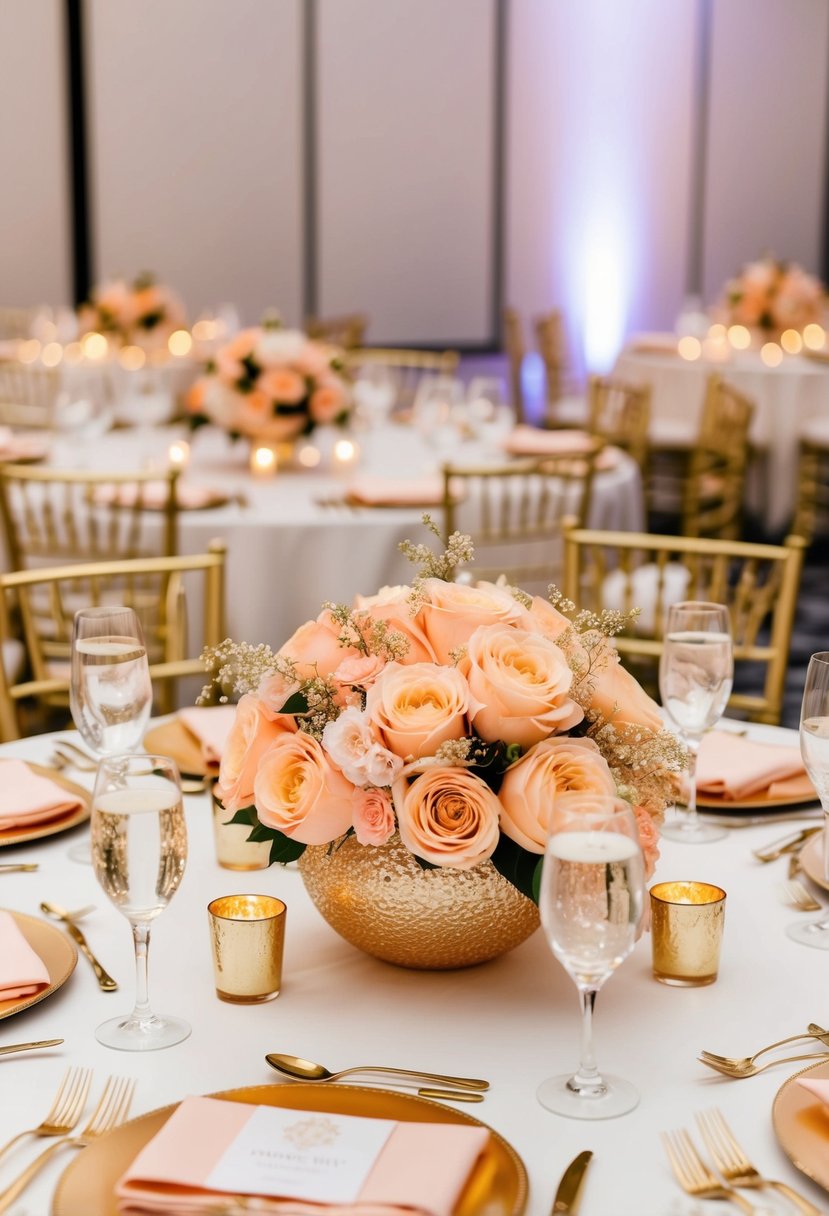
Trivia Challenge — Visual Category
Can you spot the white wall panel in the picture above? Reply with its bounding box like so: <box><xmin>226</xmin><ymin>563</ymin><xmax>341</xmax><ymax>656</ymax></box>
<box><xmin>315</xmin><ymin>0</ymin><xmax>497</xmax><ymax>346</ymax></box>
<box><xmin>0</xmin><ymin>0</ymin><xmax>70</xmax><ymax>306</ymax></box>
<box><xmin>703</xmin><ymin>0</ymin><xmax>829</xmax><ymax>302</ymax></box>
<box><xmin>88</xmin><ymin>0</ymin><xmax>303</xmax><ymax>326</ymax></box>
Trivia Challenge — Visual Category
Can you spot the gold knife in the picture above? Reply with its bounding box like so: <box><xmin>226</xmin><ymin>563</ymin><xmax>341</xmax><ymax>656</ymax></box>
<box><xmin>0</xmin><ymin>1039</ymin><xmax>64</xmax><ymax>1056</ymax></box>
<box><xmin>552</xmin><ymin>1150</ymin><xmax>593</xmax><ymax>1214</ymax></box>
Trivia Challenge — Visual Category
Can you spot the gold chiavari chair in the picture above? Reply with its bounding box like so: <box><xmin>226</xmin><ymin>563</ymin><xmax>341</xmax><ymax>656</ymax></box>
<box><xmin>586</xmin><ymin>375</ymin><xmax>651</xmax><ymax>474</ymax></box>
<box><xmin>305</xmin><ymin>312</ymin><xmax>368</xmax><ymax>349</ymax></box>
<box><xmin>441</xmin><ymin>447</ymin><xmax>601</xmax><ymax>593</ymax></box>
<box><xmin>344</xmin><ymin>348</ymin><xmax>460</xmax><ymax>414</ymax></box>
<box><xmin>791</xmin><ymin>436</ymin><xmax>829</xmax><ymax>543</ymax></box>
<box><xmin>563</xmin><ymin>525</ymin><xmax>806</xmax><ymax>725</ymax></box>
<box><xmin>535</xmin><ymin>310</ymin><xmax>572</xmax><ymax>428</ymax></box>
<box><xmin>681</xmin><ymin>374</ymin><xmax>755</xmax><ymax>539</ymax></box>
<box><xmin>503</xmin><ymin>307</ymin><xmax>527</xmax><ymax>424</ymax></box>
<box><xmin>0</xmin><ymin>542</ymin><xmax>227</xmax><ymax>741</ymax></box>
<box><xmin>0</xmin><ymin>364</ymin><xmax>60</xmax><ymax>429</ymax></box>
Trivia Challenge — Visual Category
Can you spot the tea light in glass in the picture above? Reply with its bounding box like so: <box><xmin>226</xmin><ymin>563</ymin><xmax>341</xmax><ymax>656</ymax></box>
<box><xmin>168</xmin><ymin>440</ymin><xmax>190</xmax><ymax>469</ymax></box>
<box><xmin>250</xmin><ymin>445</ymin><xmax>277</xmax><ymax>478</ymax></box>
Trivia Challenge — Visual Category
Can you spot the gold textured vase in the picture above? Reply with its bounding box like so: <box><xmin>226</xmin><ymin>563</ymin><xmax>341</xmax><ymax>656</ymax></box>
<box><xmin>298</xmin><ymin>834</ymin><xmax>540</xmax><ymax>970</ymax></box>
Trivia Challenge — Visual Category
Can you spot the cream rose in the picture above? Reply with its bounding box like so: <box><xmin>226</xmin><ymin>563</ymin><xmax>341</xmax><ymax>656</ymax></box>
<box><xmin>417</xmin><ymin>578</ymin><xmax>523</xmax><ymax>664</ymax></box>
<box><xmin>499</xmin><ymin>736</ymin><xmax>617</xmax><ymax>852</ymax></box>
<box><xmin>393</xmin><ymin>766</ymin><xmax>500</xmax><ymax>869</ymax></box>
<box><xmin>365</xmin><ymin>662</ymin><xmax>474</xmax><ymax>761</ymax></box>
<box><xmin>352</xmin><ymin>787</ymin><xmax>395</xmax><ymax>846</ymax></box>
<box><xmin>321</xmin><ymin>706</ymin><xmax>403</xmax><ymax>786</ymax></box>
<box><xmin>254</xmin><ymin>732</ymin><xmax>354</xmax><ymax>844</ymax></box>
<box><xmin>216</xmin><ymin>693</ymin><xmax>296</xmax><ymax>813</ymax></box>
<box><xmin>463</xmin><ymin>624</ymin><xmax>582</xmax><ymax>747</ymax></box>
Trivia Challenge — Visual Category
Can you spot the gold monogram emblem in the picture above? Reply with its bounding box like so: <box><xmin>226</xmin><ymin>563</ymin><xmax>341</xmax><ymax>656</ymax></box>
<box><xmin>283</xmin><ymin>1116</ymin><xmax>341</xmax><ymax>1151</ymax></box>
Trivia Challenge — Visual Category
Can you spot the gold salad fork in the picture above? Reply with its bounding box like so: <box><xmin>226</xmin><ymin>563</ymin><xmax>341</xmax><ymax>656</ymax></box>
<box><xmin>700</xmin><ymin>1025</ymin><xmax>829</xmax><ymax>1071</ymax></box>
<box><xmin>0</xmin><ymin>1066</ymin><xmax>91</xmax><ymax>1167</ymax></box>
<box><xmin>697</xmin><ymin>1108</ymin><xmax>822</xmax><ymax>1216</ymax></box>
<box><xmin>699</xmin><ymin>1051</ymin><xmax>829</xmax><ymax>1078</ymax></box>
<box><xmin>781</xmin><ymin>880</ymin><xmax>823</xmax><ymax>912</ymax></box>
<box><xmin>661</xmin><ymin>1128</ymin><xmax>759</xmax><ymax>1213</ymax></box>
<box><xmin>0</xmin><ymin>1075</ymin><xmax>135</xmax><ymax>1214</ymax></box>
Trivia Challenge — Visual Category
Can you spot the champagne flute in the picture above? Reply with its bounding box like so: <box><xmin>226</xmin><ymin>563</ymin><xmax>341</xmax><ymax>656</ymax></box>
<box><xmin>787</xmin><ymin>652</ymin><xmax>829</xmax><ymax>948</ymax></box>
<box><xmin>67</xmin><ymin>606</ymin><xmax>153</xmax><ymax>863</ymax></box>
<box><xmin>658</xmin><ymin>601</ymin><xmax>733</xmax><ymax>843</ymax></box>
<box><xmin>91</xmin><ymin>753</ymin><xmax>190</xmax><ymax>1050</ymax></box>
<box><xmin>537</xmin><ymin>792</ymin><xmax>645</xmax><ymax>1119</ymax></box>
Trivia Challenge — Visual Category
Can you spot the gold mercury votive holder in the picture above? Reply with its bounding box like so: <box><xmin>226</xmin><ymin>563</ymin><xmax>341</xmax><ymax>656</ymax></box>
<box><xmin>211</xmin><ymin>786</ymin><xmax>271</xmax><ymax>870</ymax></box>
<box><xmin>207</xmin><ymin>894</ymin><xmax>286</xmax><ymax>1003</ymax></box>
<box><xmin>650</xmin><ymin>880</ymin><xmax>726</xmax><ymax>987</ymax></box>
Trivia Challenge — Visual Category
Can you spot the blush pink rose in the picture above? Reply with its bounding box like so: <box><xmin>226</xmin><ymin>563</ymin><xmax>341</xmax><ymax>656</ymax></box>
<box><xmin>216</xmin><ymin>693</ymin><xmax>296</xmax><ymax>813</ymax></box>
<box><xmin>634</xmin><ymin>804</ymin><xmax>660</xmax><ymax>880</ymax></box>
<box><xmin>499</xmin><ymin>736</ymin><xmax>617</xmax><ymax>852</ymax></box>
<box><xmin>365</xmin><ymin>662</ymin><xmax>474</xmax><ymax>761</ymax></box>
<box><xmin>463</xmin><ymin>624</ymin><xmax>583</xmax><ymax>748</ymax></box>
<box><xmin>254</xmin><ymin>732</ymin><xmax>354</xmax><ymax>845</ymax></box>
<box><xmin>393</xmin><ymin>766</ymin><xmax>500</xmax><ymax>869</ymax></box>
<box><xmin>333</xmin><ymin>654</ymin><xmax>386</xmax><ymax>690</ymax></box>
<box><xmin>322</xmin><ymin>706</ymin><xmax>403</xmax><ymax>786</ymax></box>
<box><xmin>417</xmin><ymin>579</ymin><xmax>523</xmax><ymax>664</ymax></box>
<box><xmin>279</xmin><ymin>611</ymin><xmax>358</xmax><ymax>681</ymax></box>
<box><xmin>256</xmin><ymin>671</ymin><xmax>301</xmax><ymax>718</ymax></box>
<box><xmin>352</xmin><ymin>787</ymin><xmax>395</xmax><ymax>846</ymax></box>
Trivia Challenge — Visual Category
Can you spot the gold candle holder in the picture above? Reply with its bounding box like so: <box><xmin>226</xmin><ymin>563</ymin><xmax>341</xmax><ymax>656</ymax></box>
<box><xmin>650</xmin><ymin>880</ymin><xmax>726</xmax><ymax>987</ymax></box>
<box><xmin>211</xmin><ymin>789</ymin><xmax>271</xmax><ymax>871</ymax></box>
<box><xmin>207</xmin><ymin>894</ymin><xmax>286</xmax><ymax>1003</ymax></box>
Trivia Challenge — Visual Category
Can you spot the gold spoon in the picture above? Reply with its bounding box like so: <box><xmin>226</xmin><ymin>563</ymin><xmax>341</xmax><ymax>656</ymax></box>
<box><xmin>265</xmin><ymin>1052</ymin><xmax>489</xmax><ymax>1091</ymax></box>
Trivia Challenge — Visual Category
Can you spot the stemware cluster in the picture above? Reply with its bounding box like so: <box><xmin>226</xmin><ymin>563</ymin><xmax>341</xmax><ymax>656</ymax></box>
<box><xmin>69</xmin><ymin>606</ymin><xmax>189</xmax><ymax>1051</ymax></box>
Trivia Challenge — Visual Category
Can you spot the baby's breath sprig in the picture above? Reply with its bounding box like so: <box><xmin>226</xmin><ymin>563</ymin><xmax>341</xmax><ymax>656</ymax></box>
<box><xmin>197</xmin><ymin>639</ymin><xmax>282</xmax><ymax>704</ymax></box>
<box><xmin>323</xmin><ymin>603</ymin><xmax>409</xmax><ymax>662</ymax></box>
<box><xmin>589</xmin><ymin>719</ymin><xmax>689</xmax><ymax>818</ymax></box>
<box><xmin>299</xmin><ymin>675</ymin><xmax>341</xmax><ymax>739</ymax></box>
<box><xmin>399</xmin><ymin>515</ymin><xmax>475</xmax><ymax>583</ymax></box>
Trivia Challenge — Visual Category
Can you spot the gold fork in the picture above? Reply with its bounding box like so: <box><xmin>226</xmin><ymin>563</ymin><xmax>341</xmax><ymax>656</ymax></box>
<box><xmin>698</xmin><ymin>1051</ymin><xmax>829</xmax><ymax>1078</ymax></box>
<box><xmin>661</xmin><ymin>1128</ymin><xmax>759</xmax><ymax>1213</ymax></box>
<box><xmin>697</xmin><ymin>1108</ymin><xmax>822</xmax><ymax>1216</ymax></box>
<box><xmin>781</xmin><ymin>880</ymin><xmax>823</xmax><ymax>912</ymax></box>
<box><xmin>0</xmin><ymin>1066</ymin><xmax>91</xmax><ymax>1166</ymax></box>
<box><xmin>0</xmin><ymin>1075</ymin><xmax>135</xmax><ymax>1213</ymax></box>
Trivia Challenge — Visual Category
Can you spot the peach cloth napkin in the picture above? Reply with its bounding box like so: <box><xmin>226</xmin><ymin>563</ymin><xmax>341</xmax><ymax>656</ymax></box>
<box><xmin>501</xmin><ymin>427</ymin><xmax>617</xmax><ymax>469</ymax></box>
<box><xmin>116</xmin><ymin>1096</ymin><xmax>489</xmax><ymax>1216</ymax></box>
<box><xmin>797</xmin><ymin>1078</ymin><xmax>829</xmax><ymax>1107</ymax></box>
<box><xmin>696</xmin><ymin>732</ymin><xmax>816</xmax><ymax>801</ymax></box>
<box><xmin>345</xmin><ymin>476</ymin><xmax>446</xmax><ymax>507</ymax></box>
<box><xmin>0</xmin><ymin>910</ymin><xmax>50</xmax><ymax>1000</ymax></box>
<box><xmin>178</xmin><ymin>706</ymin><xmax>237</xmax><ymax>765</ymax></box>
<box><xmin>624</xmin><ymin>332</ymin><xmax>680</xmax><ymax>356</ymax></box>
<box><xmin>92</xmin><ymin>481</ymin><xmax>219</xmax><ymax>510</ymax></box>
<box><xmin>0</xmin><ymin>759</ymin><xmax>85</xmax><ymax>829</ymax></box>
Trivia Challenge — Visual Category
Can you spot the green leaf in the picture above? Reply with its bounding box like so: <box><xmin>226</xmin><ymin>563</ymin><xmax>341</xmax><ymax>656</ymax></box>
<box><xmin>280</xmin><ymin>691</ymin><xmax>309</xmax><ymax>715</ymax></box>
<box><xmin>248</xmin><ymin>823</ymin><xmax>279</xmax><ymax>843</ymax></box>
<box><xmin>531</xmin><ymin>857</ymin><xmax>544</xmax><ymax>904</ymax></box>
<box><xmin>187</xmin><ymin>412</ymin><xmax>210</xmax><ymax>432</ymax></box>
<box><xmin>490</xmin><ymin>836</ymin><xmax>543</xmax><ymax>904</ymax></box>
<box><xmin>269</xmin><ymin>835</ymin><xmax>306</xmax><ymax>865</ymax></box>
<box><xmin>413</xmin><ymin>853</ymin><xmax>440</xmax><ymax>871</ymax></box>
<box><xmin>226</xmin><ymin>806</ymin><xmax>258</xmax><ymax>828</ymax></box>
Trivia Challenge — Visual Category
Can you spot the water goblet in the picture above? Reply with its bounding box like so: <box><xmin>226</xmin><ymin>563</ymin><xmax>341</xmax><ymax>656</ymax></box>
<box><xmin>91</xmin><ymin>753</ymin><xmax>190</xmax><ymax>1050</ymax></box>
<box><xmin>787</xmin><ymin>652</ymin><xmax>829</xmax><ymax>948</ymax></box>
<box><xmin>537</xmin><ymin>792</ymin><xmax>645</xmax><ymax>1119</ymax></box>
<box><xmin>658</xmin><ymin>600</ymin><xmax>733</xmax><ymax>843</ymax></box>
<box><xmin>465</xmin><ymin>376</ymin><xmax>514</xmax><ymax>455</ymax></box>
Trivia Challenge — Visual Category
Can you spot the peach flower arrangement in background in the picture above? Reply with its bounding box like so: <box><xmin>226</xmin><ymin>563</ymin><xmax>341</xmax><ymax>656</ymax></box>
<box><xmin>715</xmin><ymin>255</ymin><xmax>825</xmax><ymax>335</ymax></box>
<box><xmin>78</xmin><ymin>272</ymin><xmax>186</xmax><ymax>349</ymax></box>
<box><xmin>186</xmin><ymin>316</ymin><xmax>351</xmax><ymax>443</ymax></box>
<box><xmin>199</xmin><ymin>525</ymin><xmax>686</xmax><ymax>905</ymax></box>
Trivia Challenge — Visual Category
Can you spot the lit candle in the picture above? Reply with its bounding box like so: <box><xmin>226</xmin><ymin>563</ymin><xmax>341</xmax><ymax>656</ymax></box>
<box><xmin>250</xmin><ymin>445</ymin><xmax>277</xmax><ymax>477</ymax></box>
<box><xmin>804</xmin><ymin>323</ymin><xmax>826</xmax><ymax>351</ymax></box>
<box><xmin>168</xmin><ymin>440</ymin><xmax>190</xmax><ymax>469</ymax></box>
<box><xmin>297</xmin><ymin>443</ymin><xmax>321</xmax><ymax>468</ymax></box>
<box><xmin>81</xmin><ymin>332</ymin><xmax>109</xmax><ymax>361</ymax></box>
<box><xmin>678</xmin><ymin>336</ymin><xmax>701</xmax><ymax>361</ymax></box>
<box><xmin>168</xmin><ymin>329</ymin><xmax>193</xmax><ymax>358</ymax></box>
<box><xmin>40</xmin><ymin>341</ymin><xmax>63</xmax><ymax>368</ymax></box>
<box><xmin>760</xmin><ymin>342</ymin><xmax>783</xmax><ymax>368</ymax></box>
<box><xmin>333</xmin><ymin>437</ymin><xmax>359</xmax><ymax>467</ymax></box>
<box><xmin>118</xmin><ymin>344</ymin><xmax>146</xmax><ymax>371</ymax></box>
<box><xmin>780</xmin><ymin>328</ymin><xmax>803</xmax><ymax>355</ymax></box>
<box><xmin>727</xmin><ymin>324</ymin><xmax>751</xmax><ymax>351</ymax></box>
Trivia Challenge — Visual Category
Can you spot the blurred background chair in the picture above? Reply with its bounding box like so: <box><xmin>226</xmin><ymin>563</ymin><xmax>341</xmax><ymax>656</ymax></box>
<box><xmin>344</xmin><ymin>347</ymin><xmax>459</xmax><ymax>415</ymax></box>
<box><xmin>791</xmin><ymin>435</ymin><xmax>829</xmax><ymax>543</ymax></box>
<box><xmin>587</xmin><ymin>375</ymin><xmax>651</xmax><ymax>476</ymax></box>
<box><xmin>0</xmin><ymin>541</ymin><xmax>227</xmax><ymax>741</ymax></box>
<box><xmin>0</xmin><ymin>364</ymin><xmax>60</xmax><ymax>429</ymax></box>
<box><xmin>503</xmin><ymin>306</ymin><xmax>527</xmax><ymax>425</ymax></box>
<box><xmin>305</xmin><ymin>312</ymin><xmax>368</xmax><ymax>349</ymax></box>
<box><xmin>535</xmin><ymin>309</ymin><xmax>585</xmax><ymax>429</ymax></box>
<box><xmin>680</xmin><ymin>374</ymin><xmax>755</xmax><ymax>539</ymax></box>
<box><xmin>563</xmin><ymin>524</ymin><xmax>806</xmax><ymax>725</ymax></box>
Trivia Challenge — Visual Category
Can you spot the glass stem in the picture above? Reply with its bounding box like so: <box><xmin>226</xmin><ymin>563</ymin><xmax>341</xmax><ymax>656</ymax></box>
<box><xmin>131</xmin><ymin>921</ymin><xmax>153</xmax><ymax>1023</ymax></box>
<box><xmin>567</xmin><ymin>985</ymin><xmax>606</xmax><ymax>1097</ymax></box>
<box><xmin>680</xmin><ymin>734</ymin><xmax>701</xmax><ymax>829</ymax></box>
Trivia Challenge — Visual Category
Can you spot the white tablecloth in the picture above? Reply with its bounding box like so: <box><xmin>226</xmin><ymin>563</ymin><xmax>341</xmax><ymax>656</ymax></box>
<box><xmin>0</xmin><ymin>721</ymin><xmax>826</xmax><ymax>1216</ymax></box>
<box><xmin>46</xmin><ymin>424</ymin><xmax>644</xmax><ymax>652</ymax></box>
<box><xmin>614</xmin><ymin>346</ymin><xmax>829</xmax><ymax>531</ymax></box>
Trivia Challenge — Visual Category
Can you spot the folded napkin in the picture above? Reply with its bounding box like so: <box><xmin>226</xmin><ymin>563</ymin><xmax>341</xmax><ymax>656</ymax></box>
<box><xmin>0</xmin><ymin>758</ymin><xmax>85</xmax><ymax>829</ymax></box>
<box><xmin>92</xmin><ymin>481</ymin><xmax>220</xmax><ymax>510</ymax></box>
<box><xmin>116</xmin><ymin>1096</ymin><xmax>489</xmax><ymax>1216</ymax></box>
<box><xmin>178</xmin><ymin>706</ymin><xmax>237</xmax><ymax>765</ymax></box>
<box><xmin>624</xmin><ymin>332</ymin><xmax>680</xmax><ymax>356</ymax></box>
<box><xmin>344</xmin><ymin>476</ymin><xmax>446</xmax><ymax>507</ymax></box>
<box><xmin>696</xmin><ymin>732</ymin><xmax>816</xmax><ymax>801</ymax></box>
<box><xmin>501</xmin><ymin>427</ymin><xmax>618</xmax><ymax>470</ymax></box>
<box><xmin>797</xmin><ymin>1078</ymin><xmax>829</xmax><ymax>1107</ymax></box>
<box><xmin>0</xmin><ymin>910</ymin><xmax>50</xmax><ymax>1000</ymax></box>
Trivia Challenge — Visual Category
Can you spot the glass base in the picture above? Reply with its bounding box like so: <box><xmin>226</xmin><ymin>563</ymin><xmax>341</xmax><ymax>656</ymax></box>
<box><xmin>786</xmin><ymin>920</ymin><xmax>829</xmax><ymax>950</ymax></box>
<box><xmin>67</xmin><ymin>839</ymin><xmax>92</xmax><ymax>864</ymax></box>
<box><xmin>537</xmin><ymin>1071</ymin><xmax>639</xmax><ymax>1119</ymax></box>
<box><xmin>660</xmin><ymin>817</ymin><xmax>727</xmax><ymax>844</ymax></box>
<box><xmin>95</xmin><ymin>1011</ymin><xmax>191</xmax><ymax>1051</ymax></box>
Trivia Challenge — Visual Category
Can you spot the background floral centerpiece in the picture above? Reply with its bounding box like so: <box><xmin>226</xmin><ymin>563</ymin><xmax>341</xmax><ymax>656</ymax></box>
<box><xmin>186</xmin><ymin>316</ymin><xmax>351</xmax><ymax>444</ymax></box>
<box><xmin>78</xmin><ymin>271</ymin><xmax>187</xmax><ymax>349</ymax></box>
<box><xmin>200</xmin><ymin>523</ymin><xmax>684</xmax><ymax>967</ymax></box>
<box><xmin>715</xmin><ymin>255</ymin><xmax>825</xmax><ymax>336</ymax></box>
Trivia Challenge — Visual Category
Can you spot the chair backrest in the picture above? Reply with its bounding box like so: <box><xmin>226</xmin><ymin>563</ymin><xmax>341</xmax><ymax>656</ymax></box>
<box><xmin>535</xmin><ymin>310</ymin><xmax>568</xmax><ymax>424</ymax></box>
<box><xmin>344</xmin><ymin>348</ymin><xmax>460</xmax><ymax>413</ymax></box>
<box><xmin>502</xmin><ymin>307</ymin><xmax>526</xmax><ymax>424</ymax></box>
<box><xmin>305</xmin><ymin>313</ymin><xmax>368</xmax><ymax>349</ymax></box>
<box><xmin>682</xmin><ymin>374</ymin><xmax>755</xmax><ymax>538</ymax></box>
<box><xmin>563</xmin><ymin>525</ymin><xmax>806</xmax><ymax>725</ymax></box>
<box><xmin>441</xmin><ymin>450</ymin><xmax>601</xmax><ymax>594</ymax></box>
<box><xmin>792</xmin><ymin>437</ymin><xmax>829</xmax><ymax>542</ymax></box>
<box><xmin>0</xmin><ymin>541</ymin><xmax>227</xmax><ymax>741</ymax></box>
<box><xmin>0</xmin><ymin>464</ymin><xmax>182</xmax><ymax>571</ymax></box>
<box><xmin>0</xmin><ymin>364</ymin><xmax>60</xmax><ymax>429</ymax></box>
<box><xmin>587</xmin><ymin>375</ymin><xmax>651</xmax><ymax>471</ymax></box>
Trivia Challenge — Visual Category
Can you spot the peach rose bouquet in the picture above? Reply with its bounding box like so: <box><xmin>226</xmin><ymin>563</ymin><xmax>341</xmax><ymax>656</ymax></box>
<box><xmin>200</xmin><ymin>523</ymin><xmax>686</xmax><ymax>905</ymax></box>
<box><xmin>78</xmin><ymin>272</ymin><xmax>186</xmax><ymax>349</ymax></box>
<box><xmin>186</xmin><ymin>316</ymin><xmax>351</xmax><ymax>443</ymax></box>
<box><xmin>715</xmin><ymin>256</ymin><xmax>825</xmax><ymax>335</ymax></box>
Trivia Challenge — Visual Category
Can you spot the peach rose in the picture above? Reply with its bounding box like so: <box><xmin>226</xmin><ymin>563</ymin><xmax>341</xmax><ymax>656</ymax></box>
<box><xmin>309</xmin><ymin>382</ymin><xmax>347</xmax><ymax>424</ymax></box>
<box><xmin>257</xmin><ymin>670</ymin><xmax>301</xmax><ymax>718</ymax></box>
<box><xmin>352</xmin><ymin>787</ymin><xmax>395</xmax><ymax>846</ymax></box>
<box><xmin>499</xmin><ymin>736</ymin><xmax>617</xmax><ymax>852</ymax></box>
<box><xmin>365</xmin><ymin>662</ymin><xmax>474</xmax><ymax>761</ymax></box>
<box><xmin>333</xmin><ymin>654</ymin><xmax>387</xmax><ymax>690</ymax></box>
<box><xmin>354</xmin><ymin>592</ymin><xmax>435</xmax><ymax>666</ymax></box>
<box><xmin>216</xmin><ymin>693</ymin><xmax>296</xmax><ymax>813</ymax></box>
<box><xmin>634</xmin><ymin>804</ymin><xmax>660</xmax><ymax>879</ymax></box>
<box><xmin>463</xmin><ymin>624</ymin><xmax>583</xmax><ymax>748</ymax></box>
<box><xmin>259</xmin><ymin>368</ymin><xmax>306</xmax><ymax>404</ymax></box>
<box><xmin>417</xmin><ymin>579</ymin><xmax>523</xmax><ymax>664</ymax></box>
<box><xmin>254</xmin><ymin>732</ymin><xmax>354</xmax><ymax>844</ymax></box>
<box><xmin>279</xmin><ymin>611</ymin><xmax>358</xmax><ymax>681</ymax></box>
<box><xmin>224</xmin><ymin>328</ymin><xmax>260</xmax><ymax>362</ymax></box>
<box><xmin>588</xmin><ymin>641</ymin><xmax>663</xmax><ymax>733</ymax></box>
<box><xmin>520</xmin><ymin>596</ymin><xmax>571</xmax><ymax>642</ymax></box>
<box><xmin>322</xmin><ymin>706</ymin><xmax>403</xmax><ymax>786</ymax></box>
<box><xmin>393</xmin><ymin>765</ymin><xmax>500</xmax><ymax>870</ymax></box>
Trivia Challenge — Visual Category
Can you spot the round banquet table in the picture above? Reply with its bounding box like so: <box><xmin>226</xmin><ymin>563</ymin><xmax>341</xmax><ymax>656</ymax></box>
<box><xmin>0</xmin><ymin>720</ymin><xmax>827</xmax><ymax>1216</ymax></box>
<box><xmin>45</xmin><ymin>423</ymin><xmax>645</xmax><ymax>654</ymax></box>
<box><xmin>614</xmin><ymin>344</ymin><xmax>829</xmax><ymax>533</ymax></box>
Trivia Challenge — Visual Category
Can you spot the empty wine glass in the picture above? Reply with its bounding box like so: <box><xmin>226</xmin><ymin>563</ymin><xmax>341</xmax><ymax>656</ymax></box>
<box><xmin>787</xmin><ymin>652</ymin><xmax>829</xmax><ymax>948</ymax></box>
<box><xmin>466</xmin><ymin>376</ymin><xmax>514</xmax><ymax>454</ymax></box>
<box><xmin>91</xmin><ymin>753</ymin><xmax>190</xmax><ymax>1050</ymax></box>
<box><xmin>538</xmin><ymin>792</ymin><xmax>645</xmax><ymax>1119</ymax></box>
<box><xmin>659</xmin><ymin>601</ymin><xmax>733</xmax><ymax>843</ymax></box>
<box><xmin>353</xmin><ymin>363</ymin><xmax>397</xmax><ymax>429</ymax></box>
<box><xmin>412</xmin><ymin>376</ymin><xmax>466</xmax><ymax>465</ymax></box>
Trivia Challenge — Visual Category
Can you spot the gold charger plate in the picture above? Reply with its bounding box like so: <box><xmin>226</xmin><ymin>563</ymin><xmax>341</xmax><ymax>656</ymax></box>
<box><xmin>798</xmin><ymin>832</ymin><xmax>828</xmax><ymax>892</ymax></box>
<box><xmin>143</xmin><ymin>718</ymin><xmax>217</xmax><ymax>778</ymax></box>
<box><xmin>0</xmin><ymin>764</ymin><xmax>90</xmax><ymax>848</ymax></box>
<box><xmin>698</xmin><ymin>789</ymin><xmax>818</xmax><ymax>811</ymax></box>
<box><xmin>0</xmin><ymin>909</ymin><xmax>77</xmax><ymax>1021</ymax></box>
<box><xmin>53</xmin><ymin>1082</ymin><xmax>528</xmax><ymax>1216</ymax></box>
<box><xmin>772</xmin><ymin>1057</ymin><xmax>829</xmax><ymax>1193</ymax></box>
